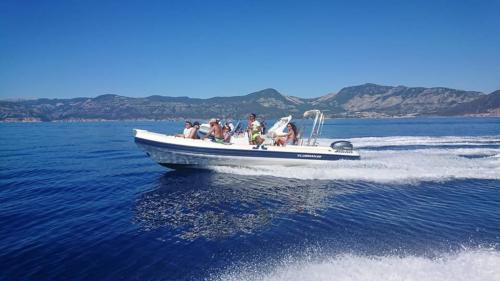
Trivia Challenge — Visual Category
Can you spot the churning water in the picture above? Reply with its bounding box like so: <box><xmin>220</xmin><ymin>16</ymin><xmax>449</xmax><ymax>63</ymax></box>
<box><xmin>0</xmin><ymin>117</ymin><xmax>499</xmax><ymax>280</ymax></box>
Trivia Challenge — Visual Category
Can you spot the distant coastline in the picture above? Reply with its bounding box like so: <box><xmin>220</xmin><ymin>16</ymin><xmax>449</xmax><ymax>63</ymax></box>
<box><xmin>1</xmin><ymin>83</ymin><xmax>499</xmax><ymax>122</ymax></box>
<box><xmin>2</xmin><ymin>115</ymin><xmax>499</xmax><ymax>123</ymax></box>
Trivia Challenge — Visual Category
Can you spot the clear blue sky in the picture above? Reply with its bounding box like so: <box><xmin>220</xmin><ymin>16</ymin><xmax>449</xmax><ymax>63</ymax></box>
<box><xmin>1</xmin><ymin>0</ymin><xmax>499</xmax><ymax>99</ymax></box>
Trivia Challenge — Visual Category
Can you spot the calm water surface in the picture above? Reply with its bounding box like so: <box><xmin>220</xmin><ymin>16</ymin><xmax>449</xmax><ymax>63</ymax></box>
<box><xmin>0</xmin><ymin>117</ymin><xmax>499</xmax><ymax>280</ymax></box>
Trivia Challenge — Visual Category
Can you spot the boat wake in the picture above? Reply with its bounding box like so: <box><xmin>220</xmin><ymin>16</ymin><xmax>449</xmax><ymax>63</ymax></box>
<box><xmin>349</xmin><ymin>135</ymin><xmax>500</xmax><ymax>148</ymax></box>
<box><xmin>211</xmin><ymin>248</ymin><xmax>500</xmax><ymax>281</ymax></box>
<box><xmin>211</xmin><ymin>136</ymin><xmax>500</xmax><ymax>183</ymax></box>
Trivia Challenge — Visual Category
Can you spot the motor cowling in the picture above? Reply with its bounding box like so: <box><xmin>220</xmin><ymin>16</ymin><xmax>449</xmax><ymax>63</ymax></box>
<box><xmin>330</xmin><ymin>141</ymin><xmax>354</xmax><ymax>151</ymax></box>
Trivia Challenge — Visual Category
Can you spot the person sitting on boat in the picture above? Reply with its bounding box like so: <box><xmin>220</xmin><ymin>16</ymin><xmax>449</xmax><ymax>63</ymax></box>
<box><xmin>227</xmin><ymin>121</ymin><xmax>235</xmax><ymax>132</ymax></box>
<box><xmin>274</xmin><ymin>122</ymin><xmax>298</xmax><ymax>146</ymax></box>
<box><xmin>176</xmin><ymin>121</ymin><xmax>195</xmax><ymax>138</ymax></box>
<box><xmin>202</xmin><ymin>118</ymin><xmax>224</xmax><ymax>143</ymax></box>
<box><xmin>189</xmin><ymin>121</ymin><xmax>200</xmax><ymax>139</ymax></box>
<box><xmin>247</xmin><ymin>113</ymin><xmax>264</xmax><ymax>145</ymax></box>
<box><xmin>223</xmin><ymin>123</ymin><xmax>232</xmax><ymax>143</ymax></box>
<box><xmin>261</xmin><ymin>120</ymin><xmax>267</xmax><ymax>135</ymax></box>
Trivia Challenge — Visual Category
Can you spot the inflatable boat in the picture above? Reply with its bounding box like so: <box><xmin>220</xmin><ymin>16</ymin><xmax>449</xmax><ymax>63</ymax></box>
<box><xmin>134</xmin><ymin>110</ymin><xmax>360</xmax><ymax>169</ymax></box>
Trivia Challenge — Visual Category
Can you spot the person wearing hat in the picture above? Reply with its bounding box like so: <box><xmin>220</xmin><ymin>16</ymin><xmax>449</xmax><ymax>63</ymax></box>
<box><xmin>189</xmin><ymin>121</ymin><xmax>201</xmax><ymax>139</ymax></box>
<box><xmin>202</xmin><ymin>118</ymin><xmax>224</xmax><ymax>143</ymax></box>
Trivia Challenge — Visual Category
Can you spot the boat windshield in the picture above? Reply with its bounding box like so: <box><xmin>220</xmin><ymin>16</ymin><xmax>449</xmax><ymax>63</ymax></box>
<box><xmin>266</xmin><ymin>115</ymin><xmax>292</xmax><ymax>137</ymax></box>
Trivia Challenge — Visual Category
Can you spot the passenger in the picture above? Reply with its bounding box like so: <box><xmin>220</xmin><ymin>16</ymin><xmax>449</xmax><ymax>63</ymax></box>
<box><xmin>227</xmin><ymin>121</ymin><xmax>235</xmax><ymax>132</ymax></box>
<box><xmin>247</xmin><ymin>113</ymin><xmax>264</xmax><ymax>145</ymax></box>
<box><xmin>188</xmin><ymin>121</ymin><xmax>200</xmax><ymax>139</ymax></box>
<box><xmin>176</xmin><ymin>121</ymin><xmax>194</xmax><ymax>138</ymax></box>
<box><xmin>202</xmin><ymin>118</ymin><xmax>224</xmax><ymax>143</ymax></box>
<box><xmin>274</xmin><ymin>122</ymin><xmax>298</xmax><ymax>146</ymax></box>
<box><xmin>232</xmin><ymin>121</ymin><xmax>243</xmax><ymax>135</ymax></box>
<box><xmin>223</xmin><ymin>123</ymin><xmax>232</xmax><ymax>143</ymax></box>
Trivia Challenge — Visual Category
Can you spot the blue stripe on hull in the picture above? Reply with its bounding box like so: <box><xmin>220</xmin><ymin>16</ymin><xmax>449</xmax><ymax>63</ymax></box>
<box><xmin>135</xmin><ymin>137</ymin><xmax>360</xmax><ymax>161</ymax></box>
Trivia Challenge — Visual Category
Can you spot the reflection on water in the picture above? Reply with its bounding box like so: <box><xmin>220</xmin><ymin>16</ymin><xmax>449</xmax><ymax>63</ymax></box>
<box><xmin>133</xmin><ymin>170</ymin><xmax>350</xmax><ymax>240</ymax></box>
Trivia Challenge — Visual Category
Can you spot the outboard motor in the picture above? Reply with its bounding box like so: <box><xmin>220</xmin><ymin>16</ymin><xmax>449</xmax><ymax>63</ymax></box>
<box><xmin>330</xmin><ymin>141</ymin><xmax>354</xmax><ymax>151</ymax></box>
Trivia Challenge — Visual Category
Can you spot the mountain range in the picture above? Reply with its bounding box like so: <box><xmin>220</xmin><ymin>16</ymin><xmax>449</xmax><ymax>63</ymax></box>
<box><xmin>1</xmin><ymin>83</ymin><xmax>499</xmax><ymax>122</ymax></box>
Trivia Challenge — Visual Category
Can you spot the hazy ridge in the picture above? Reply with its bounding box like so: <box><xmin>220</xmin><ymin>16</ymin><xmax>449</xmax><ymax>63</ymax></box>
<box><xmin>1</xmin><ymin>83</ymin><xmax>499</xmax><ymax>121</ymax></box>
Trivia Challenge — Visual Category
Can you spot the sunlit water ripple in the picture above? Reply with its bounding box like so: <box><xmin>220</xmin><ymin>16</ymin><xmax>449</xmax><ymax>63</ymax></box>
<box><xmin>0</xmin><ymin>118</ymin><xmax>499</xmax><ymax>280</ymax></box>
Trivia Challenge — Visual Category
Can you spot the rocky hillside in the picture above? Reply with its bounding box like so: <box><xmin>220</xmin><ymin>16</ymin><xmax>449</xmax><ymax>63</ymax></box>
<box><xmin>1</xmin><ymin>84</ymin><xmax>498</xmax><ymax>121</ymax></box>
<box><xmin>437</xmin><ymin>90</ymin><xmax>500</xmax><ymax>116</ymax></box>
<box><xmin>318</xmin><ymin>84</ymin><xmax>484</xmax><ymax>117</ymax></box>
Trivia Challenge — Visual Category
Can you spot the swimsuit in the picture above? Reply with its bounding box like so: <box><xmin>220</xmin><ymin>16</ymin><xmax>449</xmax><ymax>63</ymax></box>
<box><xmin>250</xmin><ymin>121</ymin><xmax>261</xmax><ymax>141</ymax></box>
<box><xmin>212</xmin><ymin>137</ymin><xmax>224</xmax><ymax>144</ymax></box>
<box><xmin>251</xmin><ymin>132</ymin><xmax>260</xmax><ymax>141</ymax></box>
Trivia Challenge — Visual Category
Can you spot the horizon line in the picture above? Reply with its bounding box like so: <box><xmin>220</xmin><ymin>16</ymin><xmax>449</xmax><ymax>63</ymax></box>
<box><xmin>2</xmin><ymin>82</ymin><xmax>498</xmax><ymax>101</ymax></box>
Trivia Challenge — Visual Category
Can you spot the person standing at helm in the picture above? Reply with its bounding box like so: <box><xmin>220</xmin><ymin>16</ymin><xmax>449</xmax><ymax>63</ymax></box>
<box><xmin>202</xmin><ymin>118</ymin><xmax>224</xmax><ymax>143</ymax></box>
<box><xmin>247</xmin><ymin>113</ymin><xmax>264</xmax><ymax>145</ymax></box>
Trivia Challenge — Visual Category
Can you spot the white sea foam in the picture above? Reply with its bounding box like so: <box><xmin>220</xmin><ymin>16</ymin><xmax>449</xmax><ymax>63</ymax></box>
<box><xmin>213</xmin><ymin>249</ymin><xmax>500</xmax><ymax>281</ymax></box>
<box><xmin>212</xmin><ymin>136</ymin><xmax>500</xmax><ymax>183</ymax></box>
<box><xmin>342</xmin><ymin>135</ymin><xmax>500</xmax><ymax>148</ymax></box>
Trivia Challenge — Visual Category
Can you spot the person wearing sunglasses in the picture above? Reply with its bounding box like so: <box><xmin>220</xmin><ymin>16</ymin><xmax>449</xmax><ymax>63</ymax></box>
<box><xmin>176</xmin><ymin>121</ymin><xmax>195</xmax><ymax>138</ymax></box>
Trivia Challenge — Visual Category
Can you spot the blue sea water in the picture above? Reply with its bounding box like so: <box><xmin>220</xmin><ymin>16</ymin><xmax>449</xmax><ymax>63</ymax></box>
<box><xmin>0</xmin><ymin>117</ymin><xmax>499</xmax><ymax>281</ymax></box>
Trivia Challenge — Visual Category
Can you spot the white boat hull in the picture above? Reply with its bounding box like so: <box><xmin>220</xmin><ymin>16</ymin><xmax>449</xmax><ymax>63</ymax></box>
<box><xmin>134</xmin><ymin>129</ymin><xmax>360</xmax><ymax>169</ymax></box>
